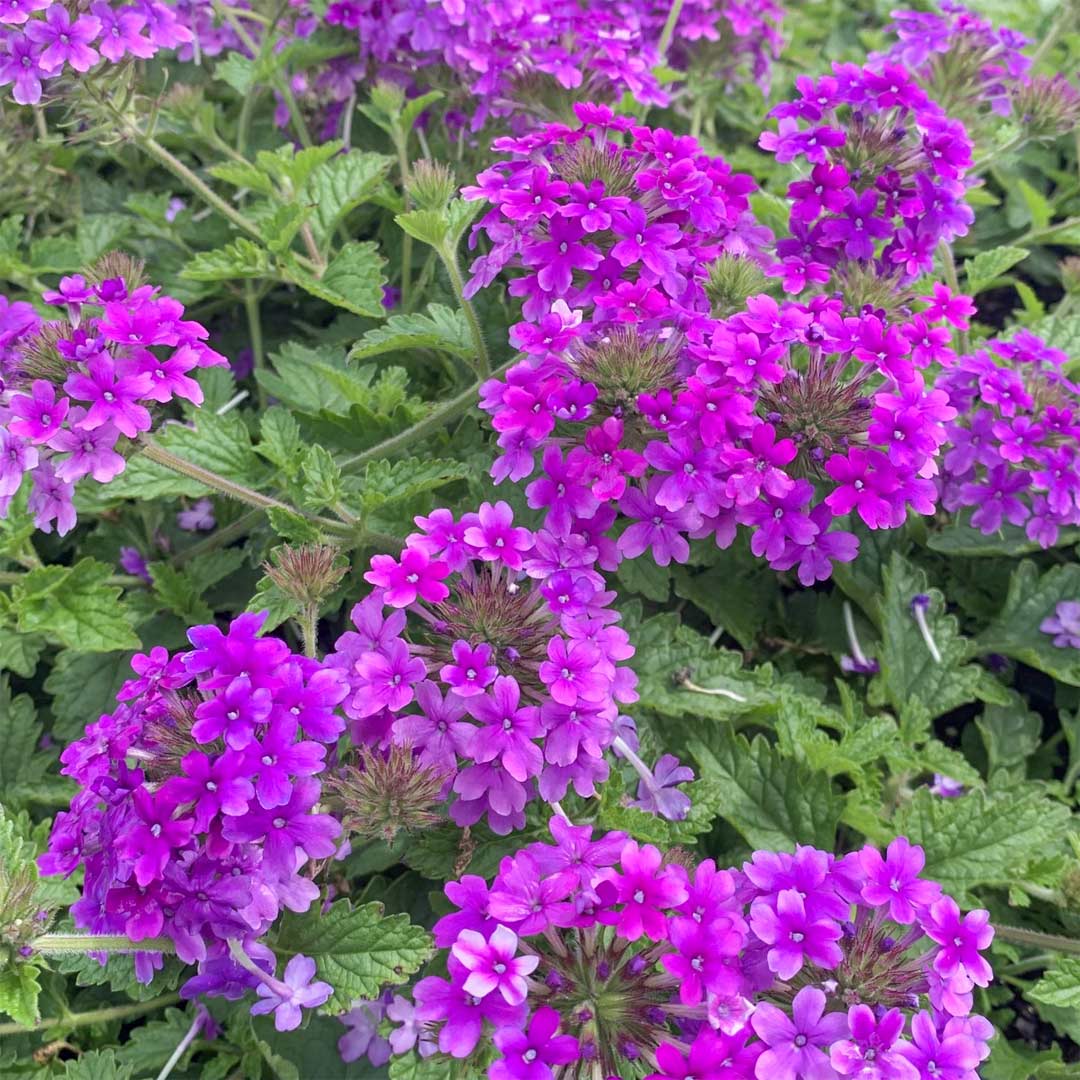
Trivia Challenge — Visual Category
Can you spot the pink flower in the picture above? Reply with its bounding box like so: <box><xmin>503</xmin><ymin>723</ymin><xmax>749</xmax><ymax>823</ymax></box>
<box><xmin>451</xmin><ymin>924</ymin><xmax>539</xmax><ymax>1006</ymax></box>
<box><xmin>858</xmin><ymin>837</ymin><xmax>941</xmax><ymax>924</ymax></box>
<box><xmin>365</xmin><ymin>547</ymin><xmax>450</xmax><ymax>607</ymax></box>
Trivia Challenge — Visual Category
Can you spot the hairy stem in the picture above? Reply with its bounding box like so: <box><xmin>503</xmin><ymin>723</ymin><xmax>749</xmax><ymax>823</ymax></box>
<box><xmin>657</xmin><ymin>0</ymin><xmax>686</xmax><ymax>60</ymax></box>
<box><xmin>32</xmin><ymin>933</ymin><xmax>177</xmax><ymax>954</ymax></box>
<box><xmin>0</xmin><ymin>571</ymin><xmax>144</xmax><ymax>588</ymax></box>
<box><xmin>243</xmin><ymin>282</ymin><xmax>267</xmax><ymax>407</ymax></box>
<box><xmin>0</xmin><ymin>994</ymin><xmax>181</xmax><ymax>1038</ymax></box>
<box><xmin>995</xmin><ymin>924</ymin><xmax>1080</xmax><ymax>956</ymax></box>
<box><xmin>172</xmin><ymin>508</ymin><xmax>264</xmax><ymax>567</ymax></box>
<box><xmin>340</xmin><ymin>358</ymin><xmax>514</xmax><ymax>473</ymax></box>
<box><xmin>438</xmin><ymin>243</ymin><xmax>490</xmax><ymax>378</ymax></box>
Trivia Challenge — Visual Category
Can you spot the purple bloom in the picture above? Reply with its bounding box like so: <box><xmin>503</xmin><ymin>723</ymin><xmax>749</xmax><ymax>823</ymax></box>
<box><xmin>466</xmin><ymin>676</ymin><xmax>543</xmax><ymax>781</ymax></box>
<box><xmin>1040</xmin><ymin>601</ymin><xmax>1080</xmax><ymax>649</ymax></box>
<box><xmin>632</xmin><ymin>754</ymin><xmax>694</xmax><ymax>820</ymax></box>
<box><xmin>750</xmin><ymin>887</ymin><xmax>843</xmax><ymax>979</ymax></box>
<box><xmin>118</xmin><ymin>546</ymin><xmax>151</xmax><ymax>582</ymax></box>
<box><xmin>177</xmin><ymin>498</ymin><xmax>216</xmax><ymax>531</ymax></box>
<box><xmin>338</xmin><ymin>999</ymin><xmax>392</xmax><ymax>1066</ymax></box>
<box><xmin>451</xmin><ymin>924</ymin><xmax>539</xmax><ymax>1006</ymax></box>
<box><xmin>830</xmin><ymin>1005</ymin><xmax>918</xmax><ymax>1080</ymax></box>
<box><xmin>751</xmin><ymin>986</ymin><xmax>848</xmax><ymax>1080</ymax></box>
<box><xmin>491</xmin><ymin>1006</ymin><xmax>579</xmax><ymax>1080</ymax></box>
<box><xmin>251</xmin><ymin>954</ymin><xmax>333</xmax><ymax>1032</ymax></box>
<box><xmin>859</xmin><ymin>837</ymin><xmax>941</xmax><ymax>924</ymax></box>
<box><xmin>25</xmin><ymin>6</ymin><xmax>101</xmax><ymax>72</ymax></box>
<box><xmin>440</xmin><ymin>639</ymin><xmax>499</xmax><ymax>698</ymax></box>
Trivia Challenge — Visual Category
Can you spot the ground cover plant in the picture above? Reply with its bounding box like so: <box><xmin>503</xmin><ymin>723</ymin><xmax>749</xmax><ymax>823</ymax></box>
<box><xmin>0</xmin><ymin>0</ymin><xmax>1079</xmax><ymax>1076</ymax></box>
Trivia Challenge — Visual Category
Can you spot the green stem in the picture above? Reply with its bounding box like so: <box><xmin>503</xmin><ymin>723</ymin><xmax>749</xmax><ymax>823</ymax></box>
<box><xmin>298</xmin><ymin>602</ymin><xmax>319</xmax><ymax>659</ymax></box>
<box><xmin>1017</xmin><ymin>215</ymin><xmax>1080</xmax><ymax>247</ymax></box>
<box><xmin>172</xmin><ymin>508</ymin><xmax>265</xmax><ymax>568</ymax></box>
<box><xmin>0</xmin><ymin>571</ymin><xmax>144</xmax><ymax>588</ymax></box>
<box><xmin>0</xmin><ymin>994</ymin><xmax>181</xmax><ymax>1038</ymax></box>
<box><xmin>137</xmin><ymin>438</ymin><xmax>353</xmax><ymax>537</ymax></box>
<box><xmin>657</xmin><ymin>0</ymin><xmax>686</xmax><ymax>60</ymax></box>
<box><xmin>999</xmin><ymin>953</ymin><xmax>1055</xmax><ymax>977</ymax></box>
<box><xmin>243</xmin><ymin>282</ymin><xmax>267</xmax><ymax>407</ymax></box>
<box><xmin>1028</xmin><ymin>0</ymin><xmax>1076</xmax><ymax>70</ymax></box>
<box><xmin>32</xmin><ymin>933</ymin><xmax>176</xmax><ymax>954</ymax></box>
<box><xmin>995</xmin><ymin>924</ymin><xmax>1080</xmax><ymax>956</ymax></box>
<box><xmin>396</xmin><ymin>140</ymin><xmax>414</xmax><ymax>311</ymax></box>
<box><xmin>439</xmin><ymin>243</ymin><xmax>490</xmax><ymax>378</ymax></box>
<box><xmin>971</xmin><ymin>131</ymin><xmax>1029</xmax><ymax>175</ymax></box>
<box><xmin>937</xmin><ymin>241</ymin><xmax>970</xmax><ymax>354</ymax></box>
<box><xmin>340</xmin><ymin>358</ymin><xmax>513</xmax><ymax>473</ymax></box>
<box><xmin>132</xmin><ymin>135</ymin><xmax>262</xmax><ymax>240</ymax></box>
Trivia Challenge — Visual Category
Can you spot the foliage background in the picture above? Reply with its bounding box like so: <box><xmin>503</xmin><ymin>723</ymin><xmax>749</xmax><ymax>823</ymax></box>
<box><xmin>1</xmin><ymin>0</ymin><xmax>1080</xmax><ymax>1076</ymax></box>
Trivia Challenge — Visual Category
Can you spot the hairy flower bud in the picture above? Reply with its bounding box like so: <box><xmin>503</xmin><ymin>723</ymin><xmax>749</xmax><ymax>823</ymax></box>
<box><xmin>705</xmin><ymin>255</ymin><xmax>771</xmax><ymax>318</ymax></box>
<box><xmin>264</xmin><ymin>543</ymin><xmax>348</xmax><ymax>607</ymax></box>
<box><xmin>406</xmin><ymin>160</ymin><xmax>458</xmax><ymax>211</ymax></box>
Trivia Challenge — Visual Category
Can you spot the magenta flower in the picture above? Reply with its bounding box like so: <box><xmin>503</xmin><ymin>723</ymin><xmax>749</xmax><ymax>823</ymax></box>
<box><xmin>750</xmin><ymin>887</ymin><xmax>843</xmax><ymax>979</ymax></box>
<box><xmin>7</xmin><ymin>380</ymin><xmax>69</xmax><ymax>443</ymax></box>
<box><xmin>440</xmin><ymin>639</ymin><xmax>499</xmax><ymax>698</ymax></box>
<box><xmin>491</xmin><ymin>1006</ymin><xmax>579</xmax><ymax>1080</ymax></box>
<box><xmin>0</xmin><ymin>37</ymin><xmax>46</xmax><ymax>105</ymax></box>
<box><xmin>64</xmin><ymin>356</ymin><xmax>153</xmax><ymax>438</ymax></box>
<box><xmin>539</xmin><ymin>637</ymin><xmax>607</xmax><ymax>706</ymax></box>
<box><xmin>462</xmin><ymin>500</ymin><xmax>532</xmax><ymax>569</ymax></box>
<box><xmin>353</xmin><ymin>639</ymin><xmax>427</xmax><ymax>715</ymax></box>
<box><xmin>118</xmin><ymin>788</ymin><xmax>194</xmax><ymax>887</ymax></box>
<box><xmin>191</xmin><ymin>675</ymin><xmax>273</xmax><ymax>750</ymax></box>
<box><xmin>858</xmin><ymin>837</ymin><xmax>941</xmax><ymax>924</ymax></box>
<box><xmin>896</xmin><ymin>1012</ymin><xmax>983</xmax><ymax>1080</ymax></box>
<box><xmin>648</xmin><ymin>1030</ymin><xmax>761</xmax><ymax>1080</ymax></box>
<box><xmin>466</xmin><ymin>676</ymin><xmax>543</xmax><ymax>781</ymax></box>
<box><xmin>163</xmin><ymin>749</ymin><xmax>254</xmax><ymax>830</ymax></box>
<box><xmin>923</xmin><ymin>898</ymin><xmax>994</xmax><ymax>988</ymax></box>
<box><xmin>751</xmin><ymin>986</ymin><xmax>848</xmax><ymax>1080</ymax></box>
<box><xmin>830</xmin><ymin>1005</ymin><xmax>918</xmax><ymax>1080</ymax></box>
<box><xmin>597</xmin><ymin>841</ymin><xmax>688</xmax><ymax>941</ymax></box>
<box><xmin>364</xmin><ymin>547</ymin><xmax>450</xmax><ymax>607</ymax></box>
<box><xmin>451</xmin><ymin>924</ymin><xmax>539</xmax><ymax>1006</ymax></box>
<box><xmin>246</xmin><ymin>715</ymin><xmax>327</xmax><ymax>809</ymax></box>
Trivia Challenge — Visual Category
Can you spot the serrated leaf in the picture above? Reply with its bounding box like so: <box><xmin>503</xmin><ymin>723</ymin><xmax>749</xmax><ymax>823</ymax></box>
<box><xmin>0</xmin><ymin>629</ymin><xmax>43</xmax><ymax>677</ymax></box>
<box><xmin>12</xmin><ymin>559</ymin><xmax>140</xmax><ymax>652</ymax></box>
<box><xmin>148</xmin><ymin>562</ymin><xmax>213</xmax><ymax>624</ymax></box>
<box><xmin>300</xmin><ymin>150</ymin><xmax>394</xmax><ymax>247</ymax></box>
<box><xmin>1030</xmin><ymin>959</ymin><xmax>1080</xmax><ymax>1010</ymax></box>
<box><xmin>276</xmin><ymin>900</ymin><xmax>433</xmax><ymax>1012</ymax></box>
<box><xmin>395</xmin><ymin>208</ymin><xmax>449</xmax><ymax>248</ymax></box>
<box><xmin>215</xmin><ymin>52</ymin><xmax>259</xmax><ymax>94</ymax></box>
<box><xmin>964</xmin><ymin>244</ymin><xmax>1029</xmax><ymax>295</ymax></box>
<box><xmin>399</xmin><ymin>90</ymin><xmax>444</xmax><ymax>134</ymax></box>
<box><xmin>62</xmin><ymin>1050</ymin><xmax>134</xmax><ymax>1080</ymax></box>
<box><xmin>208</xmin><ymin>160</ymin><xmax>276</xmax><ymax>196</ymax></box>
<box><xmin>927</xmin><ymin>511</ymin><xmax>1080</xmax><ymax>556</ymax></box>
<box><xmin>44</xmin><ymin>649</ymin><xmax>133</xmax><ymax>742</ymax></box>
<box><xmin>181</xmin><ymin>238</ymin><xmax>273</xmax><ymax>281</ymax></box>
<box><xmin>0</xmin><ymin>962</ymin><xmax>41</xmax><ymax>1028</ymax></box>
<box><xmin>301</xmin><ymin>445</ymin><xmax>343</xmax><ymax>512</ymax></box>
<box><xmin>892</xmin><ymin>788</ymin><xmax>1071</xmax><ymax>902</ymax></box>
<box><xmin>0</xmin><ymin>676</ymin><xmax>44</xmax><ymax>800</ymax></box>
<box><xmin>688</xmin><ymin>726</ymin><xmax>844</xmax><ymax>851</ymax></box>
<box><xmin>871</xmin><ymin>553</ymin><xmax>988</xmax><ymax>718</ymax></box>
<box><xmin>265</xmin><ymin>507</ymin><xmax>325</xmax><ymax>544</ymax></box>
<box><xmin>111</xmin><ymin>414</ymin><xmax>270</xmax><ymax>500</ymax></box>
<box><xmin>978</xmin><ymin>561</ymin><xmax>1080</xmax><ymax>685</ymax></box>
<box><xmin>358</xmin><ymin>456</ymin><xmax>470</xmax><ymax>511</ymax></box>
<box><xmin>286</xmin><ymin>241</ymin><xmax>387</xmax><ymax>316</ymax></box>
<box><xmin>246</xmin><ymin>576</ymin><xmax>301</xmax><ymax>631</ymax></box>
<box><xmin>617</xmin><ymin>556</ymin><xmax>671</xmax><ymax>603</ymax></box>
<box><xmin>258</xmin><ymin>407</ymin><xmax>305</xmax><ymax>476</ymax></box>
<box><xmin>348</xmin><ymin>303</ymin><xmax>474</xmax><ymax>361</ymax></box>
<box><xmin>255</xmin><ymin>142</ymin><xmax>342</xmax><ymax>193</ymax></box>
<box><xmin>53</xmin><ymin>952</ymin><xmax>185</xmax><ymax>1000</ymax></box>
<box><xmin>114</xmin><ymin>1007</ymin><xmax>202</xmax><ymax>1073</ymax></box>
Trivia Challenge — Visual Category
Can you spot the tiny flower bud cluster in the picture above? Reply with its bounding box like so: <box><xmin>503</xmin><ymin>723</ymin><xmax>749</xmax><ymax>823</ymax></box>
<box><xmin>760</xmin><ymin>63</ymin><xmax>974</xmax><ymax>291</ymax></box>
<box><xmin>0</xmin><ymin>0</ymin><xmax>192</xmax><ymax>105</ymax></box>
<box><xmin>324</xmin><ymin>501</ymin><xmax>688</xmax><ymax>835</ymax></box>
<box><xmin>936</xmin><ymin>330</ymin><xmax>1080</xmax><ymax>546</ymax></box>
<box><xmin>0</xmin><ymin>265</ymin><xmax>225</xmax><ymax>535</ymax></box>
<box><xmin>40</xmin><ymin>612</ymin><xmax>348</xmax><ymax>1022</ymax></box>
<box><xmin>393</xmin><ymin>824</ymin><xmax>994</xmax><ymax>1080</ymax></box>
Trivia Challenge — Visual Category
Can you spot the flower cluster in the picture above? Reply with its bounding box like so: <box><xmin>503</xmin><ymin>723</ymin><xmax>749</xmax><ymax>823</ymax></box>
<box><xmin>645</xmin><ymin>0</ymin><xmax>784</xmax><ymax>95</ymax></box>
<box><xmin>876</xmin><ymin>2</ymin><xmax>1030</xmax><ymax>119</ymax></box>
<box><xmin>0</xmin><ymin>0</ymin><xmax>192</xmax><ymax>104</ymax></box>
<box><xmin>760</xmin><ymin>62</ymin><xmax>974</xmax><ymax>291</ymax></box>
<box><xmin>465</xmin><ymin>106</ymin><xmax>768</xmax><ymax>483</ymax></box>
<box><xmin>324</xmin><ymin>501</ymin><xmax>690</xmax><ymax>835</ymax></box>
<box><xmin>390</xmin><ymin>823</ymin><xmax>993</xmax><ymax>1078</ymax></box>
<box><xmin>936</xmin><ymin>330</ymin><xmax>1080</xmax><ymax>547</ymax></box>
<box><xmin>0</xmin><ymin>261</ymin><xmax>225</xmax><ymax>535</ymax></box>
<box><xmin>40</xmin><ymin>611</ymin><xmax>349</xmax><ymax>1027</ymax></box>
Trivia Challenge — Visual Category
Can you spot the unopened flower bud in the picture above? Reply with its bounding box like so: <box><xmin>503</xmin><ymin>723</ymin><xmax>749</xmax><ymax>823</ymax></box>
<box><xmin>705</xmin><ymin>255</ymin><xmax>770</xmax><ymax>318</ymax></box>
<box><xmin>406</xmin><ymin>160</ymin><xmax>458</xmax><ymax>211</ymax></box>
<box><xmin>263</xmin><ymin>544</ymin><xmax>348</xmax><ymax>607</ymax></box>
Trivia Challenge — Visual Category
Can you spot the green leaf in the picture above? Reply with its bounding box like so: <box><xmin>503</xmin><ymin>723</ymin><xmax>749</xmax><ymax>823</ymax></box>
<box><xmin>348</xmin><ymin>303</ymin><xmax>474</xmax><ymax>361</ymax></box>
<box><xmin>892</xmin><ymin>788</ymin><xmax>1071</xmax><ymax>902</ymax></box>
<box><xmin>1016</xmin><ymin>179</ymin><xmax>1052</xmax><ymax>231</ymax></box>
<box><xmin>871</xmin><ymin>553</ymin><xmax>989</xmax><ymax>718</ymax></box>
<box><xmin>114</xmin><ymin>1008</ymin><xmax>202</xmax><ymax>1073</ymax></box>
<box><xmin>258</xmin><ymin>407</ymin><xmax>305</xmax><ymax>477</ymax></box>
<box><xmin>688</xmin><ymin>726</ymin><xmax>844</xmax><ymax>851</ymax></box>
<box><xmin>301</xmin><ymin>445</ymin><xmax>344</xmax><ymax>512</ymax></box>
<box><xmin>265</xmin><ymin>507</ymin><xmax>325</xmax><ymax>545</ymax></box>
<box><xmin>978</xmin><ymin>561</ymin><xmax>1080</xmax><ymax>685</ymax></box>
<box><xmin>616</xmin><ymin>556</ymin><xmax>671</xmax><ymax>603</ymax></box>
<box><xmin>399</xmin><ymin>90</ymin><xmax>444</xmax><ymax>134</ymax></box>
<box><xmin>964</xmin><ymin>245</ymin><xmax>1029</xmax><ymax>295</ymax></box>
<box><xmin>215</xmin><ymin>52</ymin><xmax>260</xmax><ymax>94</ymax></box>
<box><xmin>0</xmin><ymin>676</ymin><xmax>43</xmax><ymax>801</ymax></box>
<box><xmin>286</xmin><ymin>240</ymin><xmax>387</xmax><ymax>316</ymax></box>
<box><xmin>300</xmin><ymin>150</ymin><xmax>394</xmax><ymax>247</ymax></box>
<box><xmin>208</xmin><ymin>160</ymin><xmax>276</xmax><ymax>196</ymax></box>
<box><xmin>148</xmin><ymin>562</ymin><xmax>213</xmax><ymax>624</ymax></box>
<box><xmin>390</xmin><ymin>1053</ymin><xmax>471</xmax><ymax>1080</ymax></box>
<box><xmin>181</xmin><ymin>238</ymin><xmax>273</xmax><ymax>281</ymax></box>
<box><xmin>0</xmin><ymin>962</ymin><xmax>40</xmax><ymax>1028</ymax></box>
<box><xmin>62</xmin><ymin>1050</ymin><xmax>134</xmax><ymax>1080</ymax></box>
<box><xmin>395</xmin><ymin>208</ymin><xmax>449</xmax><ymax>248</ymax></box>
<box><xmin>276</xmin><ymin>900</ymin><xmax>433</xmax><ymax>1013</ymax></box>
<box><xmin>12</xmin><ymin>558</ymin><xmax>140</xmax><ymax>652</ymax></box>
<box><xmin>358</xmin><ymin>456</ymin><xmax>470</xmax><ymax>511</ymax></box>
<box><xmin>0</xmin><ymin>630</ymin><xmax>43</xmax><ymax>677</ymax></box>
<box><xmin>44</xmin><ymin>650</ymin><xmax>133</xmax><ymax>743</ymax></box>
<box><xmin>1029</xmin><ymin>959</ymin><xmax>1080</xmax><ymax>1010</ymax></box>
<box><xmin>255</xmin><ymin>142</ymin><xmax>342</xmax><ymax>193</ymax></box>
<box><xmin>927</xmin><ymin>511</ymin><xmax>1080</xmax><ymax>556</ymax></box>
<box><xmin>110</xmin><ymin>413</ymin><xmax>270</xmax><ymax>500</ymax></box>
<box><xmin>246</xmin><ymin>575</ymin><xmax>301</xmax><ymax>632</ymax></box>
